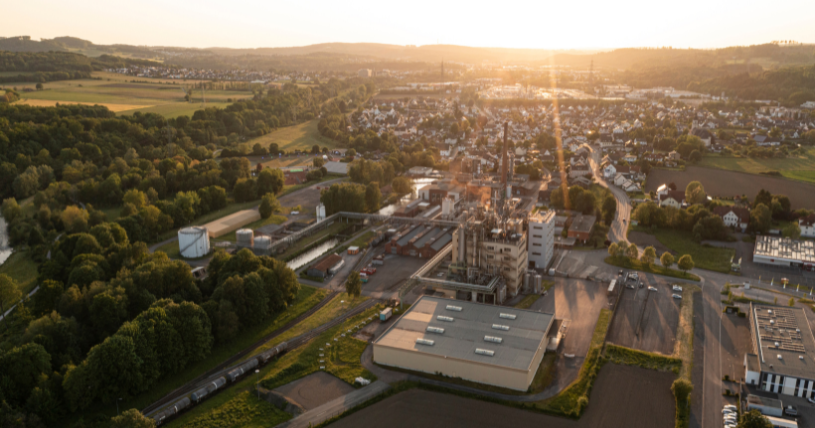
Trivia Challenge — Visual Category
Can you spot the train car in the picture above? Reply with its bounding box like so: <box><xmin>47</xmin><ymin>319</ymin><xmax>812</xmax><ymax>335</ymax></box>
<box><xmin>190</xmin><ymin>377</ymin><xmax>227</xmax><ymax>402</ymax></box>
<box><xmin>153</xmin><ymin>397</ymin><xmax>191</xmax><ymax>425</ymax></box>
<box><xmin>259</xmin><ymin>342</ymin><xmax>288</xmax><ymax>364</ymax></box>
<box><xmin>226</xmin><ymin>358</ymin><xmax>260</xmax><ymax>382</ymax></box>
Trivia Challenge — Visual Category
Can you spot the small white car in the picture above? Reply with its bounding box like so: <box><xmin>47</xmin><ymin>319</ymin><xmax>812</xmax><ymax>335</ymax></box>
<box><xmin>672</xmin><ymin>294</ymin><xmax>682</xmax><ymax>299</ymax></box>
<box><xmin>723</xmin><ymin>405</ymin><xmax>737</xmax><ymax>411</ymax></box>
<box><xmin>648</xmin><ymin>286</ymin><xmax>657</xmax><ymax>292</ymax></box>
<box><xmin>672</xmin><ymin>284</ymin><xmax>683</xmax><ymax>292</ymax></box>
<box><xmin>722</xmin><ymin>409</ymin><xmax>735</xmax><ymax>414</ymax></box>
<box><xmin>291</xmin><ymin>210</ymin><xmax>300</xmax><ymax>215</ymax></box>
<box><xmin>630</xmin><ymin>273</ymin><xmax>639</xmax><ymax>280</ymax></box>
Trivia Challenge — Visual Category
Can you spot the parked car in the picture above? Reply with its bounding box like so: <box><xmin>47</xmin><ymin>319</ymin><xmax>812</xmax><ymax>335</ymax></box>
<box><xmin>723</xmin><ymin>405</ymin><xmax>737</xmax><ymax>411</ymax></box>
<box><xmin>648</xmin><ymin>286</ymin><xmax>657</xmax><ymax>292</ymax></box>
<box><xmin>672</xmin><ymin>294</ymin><xmax>682</xmax><ymax>299</ymax></box>
<box><xmin>630</xmin><ymin>272</ymin><xmax>639</xmax><ymax>280</ymax></box>
<box><xmin>672</xmin><ymin>284</ymin><xmax>683</xmax><ymax>292</ymax></box>
<box><xmin>618</xmin><ymin>270</ymin><xmax>624</xmax><ymax>275</ymax></box>
<box><xmin>785</xmin><ymin>405</ymin><xmax>797</xmax><ymax>416</ymax></box>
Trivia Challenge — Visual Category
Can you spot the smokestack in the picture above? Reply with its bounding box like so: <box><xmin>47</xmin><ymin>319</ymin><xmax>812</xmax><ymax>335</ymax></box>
<box><xmin>501</xmin><ymin>122</ymin><xmax>509</xmax><ymax>186</ymax></box>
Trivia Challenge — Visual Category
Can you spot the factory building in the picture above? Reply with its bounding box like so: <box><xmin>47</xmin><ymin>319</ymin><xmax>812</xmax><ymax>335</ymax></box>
<box><xmin>384</xmin><ymin>224</ymin><xmax>454</xmax><ymax>258</ymax></box>
<box><xmin>373</xmin><ymin>296</ymin><xmax>555</xmax><ymax>391</ymax></box>
<box><xmin>451</xmin><ymin>215</ymin><xmax>528</xmax><ymax>298</ymax></box>
<box><xmin>744</xmin><ymin>304</ymin><xmax>815</xmax><ymax>399</ymax></box>
<box><xmin>753</xmin><ymin>236</ymin><xmax>815</xmax><ymax>270</ymax></box>
<box><xmin>528</xmin><ymin>210</ymin><xmax>555</xmax><ymax>270</ymax></box>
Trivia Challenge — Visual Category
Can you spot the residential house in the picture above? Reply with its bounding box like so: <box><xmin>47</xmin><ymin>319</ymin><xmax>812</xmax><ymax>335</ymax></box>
<box><xmin>713</xmin><ymin>206</ymin><xmax>750</xmax><ymax>232</ymax></box>
<box><xmin>800</xmin><ymin>214</ymin><xmax>815</xmax><ymax>238</ymax></box>
<box><xmin>658</xmin><ymin>190</ymin><xmax>685</xmax><ymax>209</ymax></box>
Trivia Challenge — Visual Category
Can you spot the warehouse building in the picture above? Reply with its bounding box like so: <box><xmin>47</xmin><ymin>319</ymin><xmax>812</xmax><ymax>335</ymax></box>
<box><xmin>373</xmin><ymin>296</ymin><xmax>555</xmax><ymax>391</ymax></box>
<box><xmin>306</xmin><ymin>254</ymin><xmax>345</xmax><ymax>278</ymax></box>
<box><xmin>753</xmin><ymin>236</ymin><xmax>815</xmax><ymax>270</ymax></box>
<box><xmin>745</xmin><ymin>304</ymin><xmax>815</xmax><ymax>399</ymax></box>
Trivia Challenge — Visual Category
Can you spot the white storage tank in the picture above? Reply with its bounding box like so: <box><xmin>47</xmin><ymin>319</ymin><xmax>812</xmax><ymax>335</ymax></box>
<box><xmin>316</xmin><ymin>203</ymin><xmax>326</xmax><ymax>222</ymax></box>
<box><xmin>178</xmin><ymin>227</ymin><xmax>210</xmax><ymax>258</ymax></box>
<box><xmin>236</xmin><ymin>229</ymin><xmax>254</xmax><ymax>248</ymax></box>
<box><xmin>254</xmin><ymin>236</ymin><xmax>272</xmax><ymax>251</ymax></box>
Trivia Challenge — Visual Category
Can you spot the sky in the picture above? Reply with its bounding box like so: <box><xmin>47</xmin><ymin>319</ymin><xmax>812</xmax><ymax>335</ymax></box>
<box><xmin>5</xmin><ymin>0</ymin><xmax>815</xmax><ymax>50</ymax></box>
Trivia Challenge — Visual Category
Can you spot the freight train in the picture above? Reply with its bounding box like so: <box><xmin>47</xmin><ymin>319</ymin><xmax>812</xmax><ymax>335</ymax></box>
<box><xmin>152</xmin><ymin>342</ymin><xmax>288</xmax><ymax>425</ymax></box>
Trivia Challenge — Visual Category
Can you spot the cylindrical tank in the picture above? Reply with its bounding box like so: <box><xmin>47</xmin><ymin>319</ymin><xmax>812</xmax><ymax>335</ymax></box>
<box><xmin>316</xmin><ymin>203</ymin><xmax>326</xmax><ymax>221</ymax></box>
<box><xmin>236</xmin><ymin>229</ymin><xmax>254</xmax><ymax>248</ymax></box>
<box><xmin>516</xmin><ymin>220</ymin><xmax>523</xmax><ymax>234</ymax></box>
<box><xmin>534</xmin><ymin>274</ymin><xmax>542</xmax><ymax>294</ymax></box>
<box><xmin>178</xmin><ymin>227</ymin><xmax>210</xmax><ymax>258</ymax></box>
<box><xmin>254</xmin><ymin>236</ymin><xmax>272</xmax><ymax>250</ymax></box>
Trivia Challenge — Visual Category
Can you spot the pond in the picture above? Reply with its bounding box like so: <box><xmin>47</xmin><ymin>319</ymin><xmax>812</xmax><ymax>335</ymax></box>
<box><xmin>287</xmin><ymin>238</ymin><xmax>339</xmax><ymax>271</ymax></box>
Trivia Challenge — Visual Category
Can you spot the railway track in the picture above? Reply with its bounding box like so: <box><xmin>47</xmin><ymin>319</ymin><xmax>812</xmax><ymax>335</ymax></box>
<box><xmin>143</xmin><ymin>289</ymin><xmax>339</xmax><ymax>415</ymax></box>
<box><xmin>143</xmin><ymin>294</ymin><xmax>379</xmax><ymax>416</ymax></box>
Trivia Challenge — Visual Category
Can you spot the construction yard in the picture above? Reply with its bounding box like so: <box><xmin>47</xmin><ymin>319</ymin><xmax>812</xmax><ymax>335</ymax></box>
<box><xmin>328</xmin><ymin>364</ymin><xmax>675</xmax><ymax>428</ymax></box>
<box><xmin>606</xmin><ymin>274</ymin><xmax>681</xmax><ymax>355</ymax></box>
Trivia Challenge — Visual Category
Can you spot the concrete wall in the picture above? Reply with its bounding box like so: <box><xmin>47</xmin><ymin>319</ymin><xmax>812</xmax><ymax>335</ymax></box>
<box><xmin>373</xmin><ymin>345</ymin><xmax>535</xmax><ymax>391</ymax></box>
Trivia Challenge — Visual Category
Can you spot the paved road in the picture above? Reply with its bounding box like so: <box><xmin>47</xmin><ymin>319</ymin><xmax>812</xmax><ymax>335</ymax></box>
<box><xmin>587</xmin><ymin>145</ymin><xmax>631</xmax><ymax>243</ymax></box>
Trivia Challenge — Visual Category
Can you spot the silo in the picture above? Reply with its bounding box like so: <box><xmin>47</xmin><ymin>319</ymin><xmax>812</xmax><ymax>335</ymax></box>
<box><xmin>178</xmin><ymin>227</ymin><xmax>210</xmax><ymax>258</ymax></box>
<box><xmin>534</xmin><ymin>274</ymin><xmax>543</xmax><ymax>294</ymax></box>
<box><xmin>316</xmin><ymin>203</ymin><xmax>326</xmax><ymax>222</ymax></box>
<box><xmin>236</xmin><ymin>229</ymin><xmax>254</xmax><ymax>248</ymax></box>
<box><xmin>254</xmin><ymin>236</ymin><xmax>272</xmax><ymax>251</ymax></box>
<box><xmin>442</xmin><ymin>197</ymin><xmax>454</xmax><ymax>218</ymax></box>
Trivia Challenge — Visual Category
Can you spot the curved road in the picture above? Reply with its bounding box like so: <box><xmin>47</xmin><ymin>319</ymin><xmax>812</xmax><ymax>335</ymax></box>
<box><xmin>586</xmin><ymin>145</ymin><xmax>631</xmax><ymax>243</ymax></box>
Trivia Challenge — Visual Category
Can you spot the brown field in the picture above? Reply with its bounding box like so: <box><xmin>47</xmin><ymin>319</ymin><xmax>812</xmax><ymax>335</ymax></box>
<box><xmin>15</xmin><ymin>98</ymin><xmax>151</xmax><ymax>112</ymax></box>
<box><xmin>327</xmin><ymin>364</ymin><xmax>675</xmax><ymax>428</ymax></box>
<box><xmin>646</xmin><ymin>166</ymin><xmax>815</xmax><ymax>209</ymax></box>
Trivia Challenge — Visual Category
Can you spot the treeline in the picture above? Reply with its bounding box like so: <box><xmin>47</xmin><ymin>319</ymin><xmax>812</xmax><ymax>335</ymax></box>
<box><xmin>0</xmin><ymin>220</ymin><xmax>300</xmax><ymax>423</ymax></box>
<box><xmin>0</xmin><ymin>51</ymin><xmax>161</xmax><ymax>84</ymax></box>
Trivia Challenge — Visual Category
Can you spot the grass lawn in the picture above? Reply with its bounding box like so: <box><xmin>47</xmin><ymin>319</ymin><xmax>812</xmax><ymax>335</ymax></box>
<box><xmin>515</xmin><ymin>294</ymin><xmax>541</xmax><ymax>309</ymax></box>
<box><xmin>604</xmin><ymin>344</ymin><xmax>682</xmax><ymax>373</ymax></box>
<box><xmin>346</xmin><ymin>231</ymin><xmax>375</xmax><ymax>249</ymax></box>
<box><xmin>674</xmin><ymin>284</ymin><xmax>699</xmax><ymax>379</ymax></box>
<box><xmin>604</xmin><ymin>256</ymin><xmax>701</xmax><ymax>281</ymax></box>
<box><xmin>166</xmin><ymin>390</ymin><xmax>291</xmax><ymax>428</ymax></box>
<box><xmin>241</xmin><ymin>120</ymin><xmax>339</xmax><ymax>154</ymax></box>
<box><xmin>171</xmin><ymin>303</ymin><xmax>380</xmax><ymax>428</ymax></box>
<box><xmin>700</xmin><ymin>148</ymin><xmax>815</xmax><ymax>184</ymax></box>
<box><xmin>73</xmin><ymin>286</ymin><xmax>326</xmax><ymax>421</ymax></box>
<box><xmin>0</xmin><ymin>250</ymin><xmax>38</xmax><ymax>294</ymax></box>
<box><xmin>11</xmin><ymin>72</ymin><xmax>250</xmax><ymax>118</ymax></box>
<box><xmin>651</xmin><ymin>228</ymin><xmax>735</xmax><ymax>273</ymax></box>
<box><xmin>535</xmin><ymin>308</ymin><xmax>612</xmax><ymax>415</ymax></box>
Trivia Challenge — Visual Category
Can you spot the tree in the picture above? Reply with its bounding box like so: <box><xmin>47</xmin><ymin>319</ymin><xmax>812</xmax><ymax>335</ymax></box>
<box><xmin>602</xmin><ymin>195</ymin><xmax>616</xmax><ymax>225</ymax></box>
<box><xmin>689</xmin><ymin>149</ymin><xmax>702</xmax><ymax>163</ymax></box>
<box><xmin>625</xmin><ymin>243</ymin><xmax>639</xmax><ymax>260</ymax></box>
<box><xmin>35</xmin><ymin>82</ymin><xmax>43</xmax><ymax>91</ymax></box>
<box><xmin>685</xmin><ymin>181</ymin><xmax>706</xmax><ymax>205</ymax></box>
<box><xmin>259</xmin><ymin>193</ymin><xmax>281</xmax><ymax>219</ymax></box>
<box><xmin>345</xmin><ymin>271</ymin><xmax>362</xmax><ymax>297</ymax></box>
<box><xmin>1</xmin><ymin>198</ymin><xmax>21</xmax><ymax>222</ymax></box>
<box><xmin>789</xmin><ymin>297</ymin><xmax>795</xmax><ymax>307</ymax></box>
<box><xmin>660</xmin><ymin>252</ymin><xmax>675</xmax><ymax>270</ymax></box>
<box><xmin>392</xmin><ymin>177</ymin><xmax>412</xmax><ymax>195</ymax></box>
<box><xmin>257</xmin><ymin>168</ymin><xmax>285</xmax><ymax>195</ymax></box>
<box><xmin>110</xmin><ymin>409</ymin><xmax>156</xmax><ymax>428</ymax></box>
<box><xmin>0</xmin><ymin>274</ymin><xmax>21</xmax><ymax>328</ymax></box>
<box><xmin>313</xmin><ymin>157</ymin><xmax>325</xmax><ymax>168</ymax></box>
<box><xmin>677</xmin><ymin>254</ymin><xmax>694</xmax><ymax>275</ymax></box>
<box><xmin>784</xmin><ymin>222</ymin><xmax>801</xmax><ymax>240</ymax></box>
<box><xmin>365</xmin><ymin>182</ymin><xmax>381</xmax><ymax>212</ymax></box>
<box><xmin>608</xmin><ymin>242</ymin><xmax>619</xmax><ymax>258</ymax></box>
<box><xmin>754</xmin><ymin>189</ymin><xmax>773</xmax><ymax>209</ymax></box>
<box><xmin>61</xmin><ymin>205</ymin><xmax>89</xmax><ymax>234</ymax></box>
<box><xmin>232</xmin><ymin>178</ymin><xmax>258</xmax><ymax>202</ymax></box>
<box><xmin>122</xmin><ymin>189</ymin><xmax>148</xmax><ymax>210</ymax></box>
<box><xmin>749</xmin><ymin>203</ymin><xmax>772</xmax><ymax>234</ymax></box>
<box><xmin>640</xmin><ymin>246</ymin><xmax>657</xmax><ymax>266</ymax></box>
<box><xmin>737</xmin><ymin>410</ymin><xmax>772</xmax><ymax>428</ymax></box>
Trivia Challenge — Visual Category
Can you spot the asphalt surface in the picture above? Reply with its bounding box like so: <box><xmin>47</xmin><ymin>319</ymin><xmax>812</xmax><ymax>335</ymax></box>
<box><xmin>588</xmin><ymin>145</ymin><xmax>631</xmax><ymax>243</ymax></box>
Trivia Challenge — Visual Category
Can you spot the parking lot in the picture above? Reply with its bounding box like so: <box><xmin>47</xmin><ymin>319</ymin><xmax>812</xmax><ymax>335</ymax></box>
<box><xmin>272</xmin><ymin>371</ymin><xmax>355</xmax><ymax>411</ymax></box>
<box><xmin>606</xmin><ymin>271</ymin><xmax>681</xmax><ymax>355</ymax></box>
<box><xmin>359</xmin><ymin>253</ymin><xmax>429</xmax><ymax>300</ymax></box>
<box><xmin>720</xmin><ymin>312</ymin><xmax>752</xmax><ymax>382</ymax></box>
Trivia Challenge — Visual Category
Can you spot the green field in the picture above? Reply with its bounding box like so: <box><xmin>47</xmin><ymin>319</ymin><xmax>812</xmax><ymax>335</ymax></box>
<box><xmin>6</xmin><ymin>71</ymin><xmax>250</xmax><ymax>118</ymax></box>
<box><xmin>700</xmin><ymin>148</ymin><xmax>815</xmax><ymax>184</ymax></box>
<box><xmin>241</xmin><ymin>120</ymin><xmax>339</xmax><ymax>153</ymax></box>
<box><xmin>646</xmin><ymin>228</ymin><xmax>735</xmax><ymax>273</ymax></box>
<box><xmin>0</xmin><ymin>250</ymin><xmax>38</xmax><ymax>295</ymax></box>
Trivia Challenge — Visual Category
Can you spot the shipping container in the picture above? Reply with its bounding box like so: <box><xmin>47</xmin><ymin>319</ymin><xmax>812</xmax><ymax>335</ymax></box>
<box><xmin>380</xmin><ymin>307</ymin><xmax>392</xmax><ymax>322</ymax></box>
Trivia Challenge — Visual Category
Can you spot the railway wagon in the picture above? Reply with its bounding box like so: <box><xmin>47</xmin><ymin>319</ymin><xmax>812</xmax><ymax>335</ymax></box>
<box><xmin>190</xmin><ymin>377</ymin><xmax>227</xmax><ymax>402</ymax></box>
<box><xmin>154</xmin><ymin>397</ymin><xmax>191</xmax><ymax>426</ymax></box>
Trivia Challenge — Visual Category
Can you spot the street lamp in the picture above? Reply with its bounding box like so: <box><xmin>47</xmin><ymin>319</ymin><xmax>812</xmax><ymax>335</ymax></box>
<box><xmin>116</xmin><ymin>397</ymin><xmax>122</xmax><ymax>415</ymax></box>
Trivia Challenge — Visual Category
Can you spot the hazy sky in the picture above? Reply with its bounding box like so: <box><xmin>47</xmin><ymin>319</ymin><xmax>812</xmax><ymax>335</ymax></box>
<box><xmin>6</xmin><ymin>0</ymin><xmax>814</xmax><ymax>50</ymax></box>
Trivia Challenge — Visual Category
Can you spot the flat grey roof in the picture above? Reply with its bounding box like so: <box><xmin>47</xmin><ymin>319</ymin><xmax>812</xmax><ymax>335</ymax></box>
<box><xmin>396</xmin><ymin>225</ymin><xmax>427</xmax><ymax>246</ymax></box>
<box><xmin>754</xmin><ymin>235</ymin><xmax>815</xmax><ymax>263</ymax></box>
<box><xmin>324</xmin><ymin>161</ymin><xmax>348</xmax><ymax>175</ymax></box>
<box><xmin>374</xmin><ymin>296</ymin><xmax>554</xmax><ymax>372</ymax></box>
<box><xmin>430</xmin><ymin>233</ymin><xmax>453</xmax><ymax>251</ymax></box>
<box><xmin>570</xmin><ymin>214</ymin><xmax>596</xmax><ymax>234</ymax></box>
<box><xmin>750</xmin><ymin>304</ymin><xmax>815</xmax><ymax>379</ymax></box>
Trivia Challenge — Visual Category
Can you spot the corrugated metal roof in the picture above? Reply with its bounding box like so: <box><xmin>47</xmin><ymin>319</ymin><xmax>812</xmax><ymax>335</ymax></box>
<box><xmin>374</xmin><ymin>296</ymin><xmax>554</xmax><ymax>371</ymax></box>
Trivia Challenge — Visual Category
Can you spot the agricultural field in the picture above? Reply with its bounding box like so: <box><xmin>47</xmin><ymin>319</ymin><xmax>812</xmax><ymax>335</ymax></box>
<box><xmin>645</xmin><ymin>165</ymin><xmax>815</xmax><ymax>209</ymax></box>
<box><xmin>628</xmin><ymin>227</ymin><xmax>735</xmax><ymax>273</ymax></box>
<box><xmin>5</xmin><ymin>71</ymin><xmax>251</xmax><ymax>118</ymax></box>
<box><xmin>328</xmin><ymin>364</ymin><xmax>675</xmax><ymax>428</ymax></box>
<box><xmin>240</xmin><ymin>120</ymin><xmax>339</xmax><ymax>154</ymax></box>
<box><xmin>700</xmin><ymin>148</ymin><xmax>815</xmax><ymax>184</ymax></box>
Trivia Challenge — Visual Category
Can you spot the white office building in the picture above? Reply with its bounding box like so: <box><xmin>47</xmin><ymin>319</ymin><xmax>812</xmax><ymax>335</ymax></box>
<box><xmin>528</xmin><ymin>210</ymin><xmax>555</xmax><ymax>270</ymax></box>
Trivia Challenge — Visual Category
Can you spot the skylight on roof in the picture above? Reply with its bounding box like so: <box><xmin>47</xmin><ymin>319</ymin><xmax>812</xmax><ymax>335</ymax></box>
<box><xmin>484</xmin><ymin>335</ymin><xmax>503</xmax><ymax>344</ymax></box>
<box><xmin>475</xmin><ymin>348</ymin><xmax>495</xmax><ymax>357</ymax></box>
<box><xmin>416</xmin><ymin>338</ymin><xmax>435</xmax><ymax>346</ymax></box>
<box><xmin>437</xmin><ymin>315</ymin><xmax>454</xmax><ymax>322</ymax></box>
<box><xmin>426</xmin><ymin>326</ymin><xmax>445</xmax><ymax>334</ymax></box>
<box><xmin>446</xmin><ymin>305</ymin><xmax>463</xmax><ymax>312</ymax></box>
<box><xmin>492</xmin><ymin>324</ymin><xmax>510</xmax><ymax>331</ymax></box>
<box><xmin>499</xmin><ymin>313</ymin><xmax>517</xmax><ymax>320</ymax></box>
